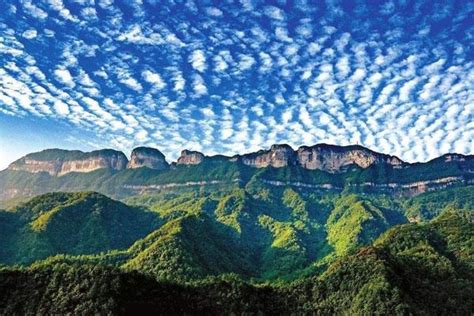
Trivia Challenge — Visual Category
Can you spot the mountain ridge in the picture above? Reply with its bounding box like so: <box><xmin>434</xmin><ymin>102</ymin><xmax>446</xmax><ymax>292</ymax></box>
<box><xmin>1</xmin><ymin>143</ymin><xmax>473</xmax><ymax>201</ymax></box>
<box><xmin>6</xmin><ymin>143</ymin><xmax>472</xmax><ymax>176</ymax></box>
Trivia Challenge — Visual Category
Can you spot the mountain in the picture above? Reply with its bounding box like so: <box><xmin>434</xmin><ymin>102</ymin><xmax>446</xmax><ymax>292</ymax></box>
<box><xmin>7</xmin><ymin>149</ymin><xmax>128</xmax><ymax>176</ymax></box>
<box><xmin>127</xmin><ymin>147</ymin><xmax>169</xmax><ymax>170</ymax></box>
<box><xmin>1</xmin><ymin>184</ymin><xmax>471</xmax><ymax>281</ymax></box>
<box><xmin>1</xmin><ymin>143</ymin><xmax>473</xmax><ymax>201</ymax></box>
<box><xmin>0</xmin><ymin>144</ymin><xmax>472</xmax><ymax>313</ymax></box>
<box><xmin>0</xmin><ymin>192</ymin><xmax>160</xmax><ymax>265</ymax></box>
<box><xmin>0</xmin><ymin>208</ymin><xmax>471</xmax><ymax>315</ymax></box>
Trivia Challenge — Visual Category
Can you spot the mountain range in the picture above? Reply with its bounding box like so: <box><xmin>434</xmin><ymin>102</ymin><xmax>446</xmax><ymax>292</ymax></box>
<box><xmin>1</xmin><ymin>143</ymin><xmax>473</xmax><ymax>202</ymax></box>
<box><xmin>0</xmin><ymin>143</ymin><xmax>472</xmax><ymax>314</ymax></box>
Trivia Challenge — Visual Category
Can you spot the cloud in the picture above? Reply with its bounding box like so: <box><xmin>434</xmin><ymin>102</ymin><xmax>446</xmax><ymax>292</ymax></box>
<box><xmin>206</xmin><ymin>7</ymin><xmax>223</xmax><ymax>17</ymax></box>
<box><xmin>22</xmin><ymin>29</ymin><xmax>37</xmax><ymax>39</ymax></box>
<box><xmin>54</xmin><ymin>68</ymin><xmax>75</xmax><ymax>88</ymax></box>
<box><xmin>142</xmin><ymin>70</ymin><xmax>166</xmax><ymax>90</ymax></box>
<box><xmin>0</xmin><ymin>0</ymin><xmax>471</xmax><ymax>164</ymax></box>
<box><xmin>189</xmin><ymin>50</ymin><xmax>207</xmax><ymax>72</ymax></box>
<box><xmin>53</xmin><ymin>100</ymin><xmax>70</xmax><ymax>116</ymax></box>
<box><xmin>264</xmin><ymin>6</ymin><xmax>285</xmax><ymax>20</ymax></box>
<box><xmin>238</xmin><ymin>54</ymin><xmax>255</xmax><ymax>71</ymax></box>
<box><xmin>192</xmin><ymin>74</ymin><xmax>207</xmax><ymax>96</ymax></box>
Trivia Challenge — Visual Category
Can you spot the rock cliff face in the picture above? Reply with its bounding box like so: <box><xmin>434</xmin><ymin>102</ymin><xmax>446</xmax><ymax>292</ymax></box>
<box><xmin>8</xmin><ymin>149</ymin><xmax>128</xmax><ymax>176</ymax></box>
<box><xmin>233</xmin><ymin>143</ymin><xmax>403</xmax><ymax>172</ymax></box>
<box><xmin>296</xmin><ymin>144</ymin><xmax>403</xmax><ymax>172</ymax></box>
<box><xmin>127</xmin><ymin>147</ymin><xmax>168</xmax><ymax>170</ymax></box>
<box><xmin>177</xmin><ymin>150</ymin><xmax>204</xmax><ymax>165</ymax></box>
<box><xmin>239</xmin><ymin>144</ymin><xmax>296</xmax><ymax>168</ymax></box>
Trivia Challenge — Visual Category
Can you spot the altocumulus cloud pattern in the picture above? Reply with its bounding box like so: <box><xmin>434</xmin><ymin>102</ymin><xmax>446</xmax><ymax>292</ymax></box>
<box><xmin>0</xmin><ymin>0</ymin><xmax>473</xmax><ymax>162</ymax></box>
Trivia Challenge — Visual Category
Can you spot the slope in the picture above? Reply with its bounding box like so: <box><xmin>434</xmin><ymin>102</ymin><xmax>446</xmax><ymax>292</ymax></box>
<box><xmin>0</xmin><ymin>192</ymin><xmax>160</xmax><ymax>265</ymax></box>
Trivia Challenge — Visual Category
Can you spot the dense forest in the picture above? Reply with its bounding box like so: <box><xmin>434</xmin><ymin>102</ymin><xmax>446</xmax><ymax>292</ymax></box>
<box><xmin>0</xmin><ymin>208</ymin><xmax>472</xmax><ymax>314</ymax></box>
<box><xmin>0</xmin><ymin>182</ymin><xmax>472</xmax><ymax>314</ymax></box>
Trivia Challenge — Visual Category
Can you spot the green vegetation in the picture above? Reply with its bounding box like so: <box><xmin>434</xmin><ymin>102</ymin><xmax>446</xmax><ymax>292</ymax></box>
<box><xmin>0</xmin><ymin>192</ymin><xmax>160</xmax><ymax>265</ymax></box>
<box><xmin>0</xmin><ymin>183</ymin><xmax>472</xmax><ymax>313</ymax></box>
<box><xmin>14</xmin><ymin>148</ymin><xmax>125</xmax><ymax>162</ymax></box>
<box><xmin>0</xmin><ymin>207</ymin><xmax>471</xmax><ymax>314</ymax></box>
<box><xmin>326</xmin><ymin>194</ymin><xmax>405</xmax><ymax>256</ymax></box>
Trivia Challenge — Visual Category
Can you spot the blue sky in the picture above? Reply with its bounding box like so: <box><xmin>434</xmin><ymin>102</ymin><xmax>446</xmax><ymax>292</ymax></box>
<box><xmin>0</xmin><ymin>0</ymin><xmax>473</xmax><ymax>169</ymax></box>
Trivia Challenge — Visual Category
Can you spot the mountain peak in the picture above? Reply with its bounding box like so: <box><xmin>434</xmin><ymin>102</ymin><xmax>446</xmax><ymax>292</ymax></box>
<box><xmin>296</xmin><ymin>143</ymin><xmax>404</xmax><ymax>172</ymax></box>
<box><xmin>177</xmin><ymin>150</ymin><xmax>205</xmax><ymax>165</ymax></box>
<box><xmin>127</xmin><ymin>147</ymin><xmax>168</xmax><ymax>170</ymax></box>
<box><xmin>8</xmin><ymin>148</ymin><xmax>128</xmax><ymax>176</ymax></box>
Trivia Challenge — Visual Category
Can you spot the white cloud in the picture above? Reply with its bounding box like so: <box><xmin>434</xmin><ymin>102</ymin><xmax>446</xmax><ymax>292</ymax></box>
<box><xmin>192</xmin><ymin>74</ymin><xmax>207</xmax><ymax>96</ymax></box>
<box><xmin>120</xmin><ymin>77</ymin><xmax>142</xmax><ymax>91</ymax></box>
<box><xmin>399</xmin><ymin>78</ymin><xmax>419</xmax><ymax>102</ymax></box>
<box><xmin>206</xmin><ymin>7</ymin><xmax>223</xmax><ymax>17</ymax></box>
<box><xmin>117</xmin><ymin>25</ymin><xmax>164</xmax><ymax>45</ymax></box>
<box><xmin>53</xmin><ymin>100</ymin><xmax>70</xmax><ymax>116</ymax></box>
<box><xmin>22</xmin><ymin>29</ymin><xmax>37</xmax><ymax>39</ymax></box>
<box><xmin>264</xmin><ymin>6</ymin><xmax>285</xmax><ymax>20</ymax></box>
<box><xmin>238</xmin><ymin>54</ymin><xmax>255</xmax><ymax>71</ymax></box>
<box><xmin>214</xmin><ymin>55</ymin><xmax>228</xmax><ymax>72</ymax></box>
<box><xmin>189</xmin><ymin>50</ymin><xmax>207</xmax><ymax>72</ymax></box>
<box><xmin>1</xmin><ymin>0</ymin><xmax>471</xmax><ymax>164</ymax></box>
<box><xmin>142</xmin><ymin>70</ymin><xmax>166</xmax><ymax>90</ymax></box>
<box><xmin>54</xmin><ymin>68</ymin><xmax>75</xmax><ymax>88</ymax></box>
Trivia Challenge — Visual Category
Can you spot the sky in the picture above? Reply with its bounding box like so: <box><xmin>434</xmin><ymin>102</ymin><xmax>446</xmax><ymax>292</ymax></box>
<box><xmin>0</xmin><ymin>0</ymin><xmax>473</xmax><ymax>169</ymax></box>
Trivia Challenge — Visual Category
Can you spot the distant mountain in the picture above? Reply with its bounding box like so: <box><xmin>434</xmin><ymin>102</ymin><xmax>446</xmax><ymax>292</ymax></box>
<box><xmin>1</xmin><ymin>143</ymin><xmax>473</xmax><ymax>201</ymax></box>
<box><xmin>7</xmin><ymin>149</ymin><xmax>128</xmax><ymax>176</ymax></box>
<box><xmin>5</xmin><ymin>143</ymin><xmax>406</xmax><ymax>175</ymax></box>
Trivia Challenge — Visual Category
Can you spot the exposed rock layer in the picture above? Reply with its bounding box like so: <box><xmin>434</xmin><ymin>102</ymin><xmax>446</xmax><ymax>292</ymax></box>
<box><xmin>127</xmin><ymin>147</ymin><xmax>168</xmax><ymax>170</ymax></box>
<box><xmin>8</xmin><ymin>149</ymin><xmax>128</xmax><ymax>176</ymax></box>
<box><xmin>239</xmin><ymin>144</ymin><xmax>296</xmax><ymax>168</ymax></box>
<box><xmin>233</xmin><ymin>143</ymin><xmax>403</xmax><ymax>172</ymax></box>
<box><xmin>296</xmin><ymin>144</ymin><xmax>403</xmax><ymax>172</ymax></box>
<box><xmin>7</xmin><ymin>144</ymin><xmax>471</xmax><ymax>176</ymax></box>
<box><xmin>177</xmin><ymin>150</ymin><xmax>204</xmax><ymax>165</ymax></box>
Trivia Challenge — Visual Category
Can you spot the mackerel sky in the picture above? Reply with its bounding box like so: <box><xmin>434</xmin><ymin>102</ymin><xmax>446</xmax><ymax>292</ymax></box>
<box><xmin>0</xmin><ymin>0</ymin><xmax>473</xmax><ymax>169</ymax></box>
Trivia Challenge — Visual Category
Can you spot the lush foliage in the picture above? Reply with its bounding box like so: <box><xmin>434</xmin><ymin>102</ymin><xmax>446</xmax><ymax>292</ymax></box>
<box><xmin>0</xmin><ymin>192</ymin><xmax>160</xmax><ymax>264</ymax></box>
<box><xmin>0</xmin><ymin>208</ymin><xmax>472</xmax><ymax>314</ymax></box>
<box><xmin>0</xmin><ymin>183</ymin><xmax>472</xmax><ymax>314</ymax></box>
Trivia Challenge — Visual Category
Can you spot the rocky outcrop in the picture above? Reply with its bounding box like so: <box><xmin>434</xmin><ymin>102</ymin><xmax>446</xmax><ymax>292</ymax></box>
<box><xmin>127</xmin><ymin>147</ymin><xmax>168</xmax><ymax>170</ymax></box>
<box><xmin>296</xmin><ymin>144</ymin><xmax>403</xmax><ymax>172</ymax></box>
<box><xmin>7</xmin><ymin>149</ymin><xmax>128</xmax><ymax>176</ymax></box>
<box><xmin>232</xmin><ymin>143</ymin><xmax>403</xmax><ymax>172</ymax></box>
<box><xmin>239</xmin><ymin>144</ymin><xmax>296</xmax><ymax>168</ymax></box>
<box><xmin>177</xmin><ymin>150</ymin><xmax>204</xmax><ymax>165</ymax></box>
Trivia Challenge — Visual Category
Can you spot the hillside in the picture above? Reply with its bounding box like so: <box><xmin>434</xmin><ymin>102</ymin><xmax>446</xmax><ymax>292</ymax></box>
<box><xmin>0</xmin><ymin>208</ymin><xmax>471</xmax><ymax>315</ymax></box>
<box><xmin>1</xmin><ymin>185</ymin><xmax>470</xmax><ymax>282</ymax></box>
<box><xmin>0</xmin><ymin>192</ymin><xmax>160</xmax><ymax>265</ymax></box>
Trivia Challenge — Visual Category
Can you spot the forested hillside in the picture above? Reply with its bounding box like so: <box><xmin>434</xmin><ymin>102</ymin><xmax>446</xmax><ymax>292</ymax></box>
<box><xmin>1</xmin><ymin>208</ymin><xmax>471</xmax><ymax>314</ymax></box>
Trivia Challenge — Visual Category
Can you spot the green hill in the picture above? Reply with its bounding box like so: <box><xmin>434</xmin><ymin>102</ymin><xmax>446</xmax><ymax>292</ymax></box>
<box><xmin>0</xmin><ymin>208</ymin><xmax>471</xmax><ymax>315</ymax></box>
<box><xmin>0</xmin><ymin>192</ymin><xmax>160</xmax><ymax>264</ymax></box>
<box><xmin>2</xmin><ymin>186</ymin><xmax>472</xmax><ymax>282</ymax></box>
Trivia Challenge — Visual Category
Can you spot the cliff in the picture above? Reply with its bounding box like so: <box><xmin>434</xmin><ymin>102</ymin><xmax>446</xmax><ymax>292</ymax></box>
<box><xmin>176</xmin><ymin>150</ymin><xmax>204</xmax><ymax>165</ymax></box>
<box><xmin>229</xmin><ymin>143</ymin><xmax>403</xmax><ymax>172</ymax></box>
<box><xmin>7</xmin><ymin>149</ymin><xmax>128</xmax><ymax>176</ymax></box>
<box><xmin>296</xmin><ymin>144</ymin><xmax>403</xmax><ymax>172</ymax></box>
<box><xmin>238</xmin><ymin>144</ymin><xmax>297</xmax><ymax>168</ymax></box>
<box><xmin>127</xmin><ymin>147</ymin><xmax>168</xmax><ymax>170</ymax></box>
